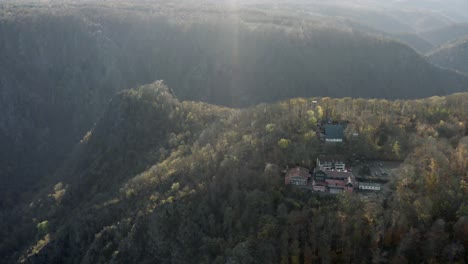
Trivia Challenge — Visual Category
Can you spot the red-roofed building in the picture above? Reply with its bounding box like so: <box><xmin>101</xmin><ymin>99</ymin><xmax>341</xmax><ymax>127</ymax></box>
<box><xmin>312</xmin><ymin>180</ymin><xmax>327</xmax><ymax>192</ymax></box>
<box><xmin>312</xmin><ymin>170</ymin><xmax>356</xmax><ymax>193</ymax></box>
<box><xmin>285</xmin><ymin>167</ymin><xmax>311</xmax><ymax>186</ymax></box>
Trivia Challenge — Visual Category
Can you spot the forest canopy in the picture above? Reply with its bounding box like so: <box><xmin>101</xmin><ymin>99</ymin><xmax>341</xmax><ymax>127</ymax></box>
<box><xmin>1</xmin><ymin>82</ymin><xmax>467</xmax><ymax>263</ymax></box>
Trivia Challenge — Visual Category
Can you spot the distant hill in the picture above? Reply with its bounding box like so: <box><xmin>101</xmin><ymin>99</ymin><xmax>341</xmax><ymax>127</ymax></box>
<box><xmin>421</xmin><ymin>23</ymin><xmax>468</xmax><ymax>47</ymax></box>
<box><xmin>282</xmin><ymin>0</ymin><xmax>467</xmax><ymax>34</ymax></box>
<box><xmin>376</xmin><ymin>22</ymin><xmax>468</xmax><ymax>55</ymax></box>
<box><xmin>427</xmin><ymin>37</ymin><xmax>468</xmax><ymax>74</ymax></box>
<box><xmin>390</xmin><ymin>0</ymin><xmax>468</xmax><ymax>24</ymax></box>
<box><xmin>389</xmin><ymin>32</ymin><xmax>435</xmax><ymax>54</ymax></box>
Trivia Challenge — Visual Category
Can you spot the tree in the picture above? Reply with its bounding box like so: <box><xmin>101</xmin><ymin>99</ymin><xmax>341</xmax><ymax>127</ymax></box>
<box><xmin>36</xmin><ymin>220</ymin><xmax>49</xmax><ymax>238</ymax></box>
<box><xmin>392</xmin><ymin>141</ymin><xmax>401</xmax><ymax>158</ymax></box>
<box><xmin>278</xmin><ymin>139</ymin><xmax>291</xmax><ymax>149</ymax></box>
<box><xmin>315</xmin><ymin>106</ymin><xmax>324</xmax><ymax>119</ymax></box>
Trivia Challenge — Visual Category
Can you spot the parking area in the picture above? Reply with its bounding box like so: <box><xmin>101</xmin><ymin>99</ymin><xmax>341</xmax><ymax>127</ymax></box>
<box><xmin>352</xmin><ymin>160</ymin><xmax>402</xmax><ymax>197</ymax></box>
<box><xmin>352</xmin><ymin>161</ymin><xmax>401</xmax><ymax>179</ymax></box>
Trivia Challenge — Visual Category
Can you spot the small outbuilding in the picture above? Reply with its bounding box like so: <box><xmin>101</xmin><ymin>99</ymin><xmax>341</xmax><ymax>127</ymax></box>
<box><xmin>324</xmin><ymin>124</ymin><xmax>344</xmax><ymax>142</ymax></box>
<box><xmin>358</xmin><ymin>182</ymin><xmax>381</xmax><ymax>191</ymax></box>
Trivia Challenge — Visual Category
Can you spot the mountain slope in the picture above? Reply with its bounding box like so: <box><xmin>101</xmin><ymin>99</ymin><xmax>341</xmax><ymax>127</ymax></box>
<box><xmin>3</xmin><ymin>82</ymin><xmax>467</xmax><ymax>263</ymax></box>
<box><xmin>428</xmin><ymin>37</ymin><xmax>468</xmax><ymax>74</ymax></box>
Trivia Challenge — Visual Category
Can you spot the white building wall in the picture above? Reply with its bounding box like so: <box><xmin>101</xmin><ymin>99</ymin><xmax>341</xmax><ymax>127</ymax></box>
<box><xmin>335</xmin><ymin>162</ymin><xmax>345</xmax><ymax>170</ymax></box>
<box><xmin>325</xmin><ymin>138</ymin><xmax>343</xmax><ymax>142</ymax></box>
<box><xmin>359</xmin><ymin>185</ymin><xmax>381</xmax><ymax>191</ymax></box>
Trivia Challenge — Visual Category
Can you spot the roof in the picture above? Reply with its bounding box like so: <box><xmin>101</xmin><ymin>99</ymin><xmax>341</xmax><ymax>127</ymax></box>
<box><xmin>324</xmin><ymin>124</ymin><xmax>344</xmax><ymax>140</ymax></box>
<box><xmin>322</xmin><ymin>170</ymin><xmax>353</xmax><ymax>179</ymax></box>
<box><xmin>359</xmin><ymin>182</ymin><xmax>381</xmax><ymax>187</ymax></box>
<box><xmin>317</xmin><ymin>155</ymin><xmax>345</xmax><ymax>163</ymax></box>
<box><xmin>286</xmin><ymin>167</ymin><xmax>310</xmax><ymax>179</ymax></box>
<box><xmin>346</xmin><ymin>176</ymin><xmax>356</xmax><ymax>186</ymax></box>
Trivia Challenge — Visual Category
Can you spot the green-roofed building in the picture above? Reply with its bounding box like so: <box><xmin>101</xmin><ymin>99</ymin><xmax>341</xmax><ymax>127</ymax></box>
<box><xmin>324</xmin><ymin>124</ymin><xmax>344</xmax><ymax>142</ymax></box>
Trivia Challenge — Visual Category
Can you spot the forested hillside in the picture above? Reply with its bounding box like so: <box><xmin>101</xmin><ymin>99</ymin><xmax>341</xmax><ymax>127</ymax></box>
<box><xmin>421</xmin><ymin>23</ymin><xmax>468</xmax><ymax>47</ymax></box>
<box><xmin>1</xmin><ymin>3</ymin><xmax>468</xmax><ymax>197</ymax></box>
<box><xmin>389</xmin><ymin>32</ymin><xmax>435</xmax><ymax>54</ymax></box>
<box><xmin>1</xmin><ymin>82</ymin><xmax>467</xmax><ymax>263</ymax></box>
<box><xmin>268</xmin><ymin>0</ymin><xmax>468</xmax><ymax>34</ymax></box>
<box><xmin>1</xmin><ymin>2</ymin><xmax>468</xmax><ymax>263</ymax></box>
<box><xmin>428</xmin><ymin>37</ymin><xmax>468</xmax><ymax>74</ymax></box>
